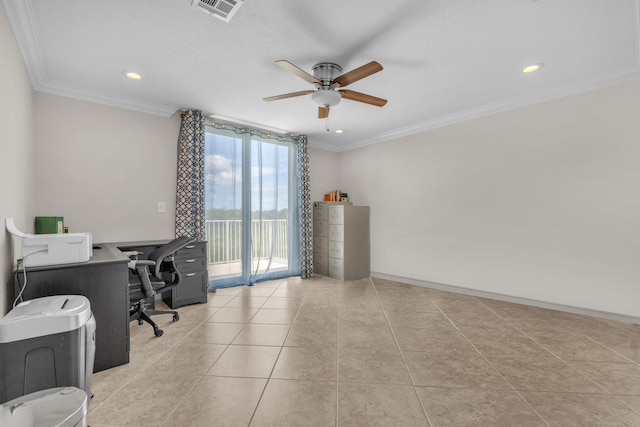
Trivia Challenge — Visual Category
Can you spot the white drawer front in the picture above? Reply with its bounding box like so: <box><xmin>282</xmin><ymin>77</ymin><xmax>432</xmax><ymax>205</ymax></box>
<box><xmin>328</xmin><ymin>206</ymin><xmax>344</xmax><ymax>224</ymax></box>
<box><xmin>328</xmin><ymin>257</ymin><xmax>344</xmax><ymax>279</ymax></box>
<box><xmin>314</xmin><ymin>220</ymin><xmax>328</xmax><ymax>237</ymax></box>
<box><xmin>314</xmin><ymin>252</ymin><xmax>329</xmax><ymax>275</ymax></box>
<box><xmin>313</xmin><ymin>202</ymin><xmax>328</xmax><ymax>220</ymax></box>
<box><xmin>328</xmin><ymin>241</ymin><xmax>344</xmax><ymax>259</ymax></box>
<box><xmin>314</xmin><ymin>251</ymin><xmax>327</xmax><ymax>264</ymax></box>
<box><xmin>314</xmin><ymin>236</ymin><xmax>328</xmax><ymax>253</ymax></box>
<box><xmin>328</xmin><ymin>224</ymin><xmax>344</xmax><ymax>241</ymax></box>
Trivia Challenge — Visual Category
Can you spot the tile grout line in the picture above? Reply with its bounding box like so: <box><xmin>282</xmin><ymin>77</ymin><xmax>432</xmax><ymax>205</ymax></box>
<box><xmin>336</xmin><ymin>279</ymin><xmax>341</xmax><ymax>427</ymax></box>
<box><xmin>470</xmin><ymin>297</ymin><xmax>618</xmax><ymax>397</ymax></box>
<box><xmin>89</xmin><ymin>277</ymin><xmax>640</xmax><ymax>425</ymax></box>
<box><xmin>476</xmin><ymin>297</ymin><xmax>639</xmax><ymax>365</ymax></box>
<box><xmin>429</xmin><ymin>297</ymin><xmax>552</xmax><ymax>427</ymax></box>
<box><xmin>472</xmin><ymin>302</ymin><xmax>640</xmax><ymax>418</ymax></box>
<box><xmin>148</xmin><ymin>291</ymin><xmax>239</xmax><ymax>426</ymax></box>
<box><xmin>247</xmin><ymin>279</ymin><xmax>309</xmax><ymax>427</ymax></box>
<box><xmin>89</xmin><ymin>292</ymin><xmax>233</xmax><ymax>424</ymax></box>
<box><xmin>369</xmin><ymin>277</ymin><xmax>434</xmax><ymax>427</ymax></box>
<box><xmin>89</xmin><ymin>308</ymin><xmax>205</xmax><ymax>417</ymax></box>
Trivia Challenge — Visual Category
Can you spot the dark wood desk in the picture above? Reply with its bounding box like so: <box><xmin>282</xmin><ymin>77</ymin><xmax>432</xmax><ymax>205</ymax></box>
<box><xmin>14</xmin><ymin>244</ymin><xmax>130</xmax><ymax>372</ymax></box>
<box><xmin>13</xmin><ymin>239</ymin><xmax>208</xmax><ymax>372</ymax></box>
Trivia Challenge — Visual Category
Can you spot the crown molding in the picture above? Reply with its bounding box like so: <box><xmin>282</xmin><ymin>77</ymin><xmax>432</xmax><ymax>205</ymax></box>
<box><xmin>335</xmin><ymin>65</ymin><xmax>640</xmax><ymax>153</ymax></box>
<box><xmin>6</xmin><ymin>0</ymin><xmax>640</xmax><ymax>150</ymax></box>
<box><xmin>3</xmin><ymin>0</ymin><xmax>178</xmax><ymax>117</ymax></box>
<box><xmin>2</xmin><ymin>0</ymin><xmax>47</xmax><ymax>85</ymax></box>
<box><xmin>35</xmin><ymin>80</ymin><xmax>179</xmax><ymax>117</ymax></box>
<box><xmin>310</xmin><ymin>0</ymin><xmax>640</xmax><ymax>152</ymax></box>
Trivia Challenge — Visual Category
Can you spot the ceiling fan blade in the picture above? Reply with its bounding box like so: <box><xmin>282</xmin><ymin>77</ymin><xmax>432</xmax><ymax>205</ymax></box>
<box><xmin>276</xmin><ymin>60</ymin><xmax>321</xmax><ymax>85</ymax></box>
<box><xmin>339</xmin><ymin>89</ymin><xmax>387</xmax><ymax>107</ymax></box>
<box><xmin>331</xmin><ymin>61</ymin><xmax>383</xmax><ymax>87</ymax></box>
<box><xmin>318</xmin><ymin>106</ymin><xmax>330</xmax><ymax>119</ymax></box>
<box><xmin>263</xmin><ymin>90</ymin><xmax>315</xmax><ymax>102</ymax></box>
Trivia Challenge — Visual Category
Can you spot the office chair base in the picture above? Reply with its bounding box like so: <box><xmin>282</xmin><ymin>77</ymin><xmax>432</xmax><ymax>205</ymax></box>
<box><xmin>130</xmin><ymin>303</ymin><xmax>179</xmax><ymax>337</ymax></box>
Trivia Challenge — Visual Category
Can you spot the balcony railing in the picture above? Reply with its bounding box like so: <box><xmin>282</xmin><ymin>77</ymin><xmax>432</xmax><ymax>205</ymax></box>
<box><xmin>204</xmin><ymin>219</ymin><xmax>289</xmax><ymax>265</ymax></box>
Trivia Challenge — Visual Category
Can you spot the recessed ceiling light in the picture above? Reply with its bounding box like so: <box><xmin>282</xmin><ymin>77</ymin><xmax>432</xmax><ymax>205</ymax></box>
<box><xmin>522</xmin><ymin>63</ymin><xmax>544</xmax><ymax>73</ymax></box>
<box><xmin>335</xmin><ymin>129</ymin><xmax>344</xmax><ymax>134</ymax></box>
<box><xmin>123</xmin><ymin>71</ymin><xmax>142</xmax><ymax>80</ymax></box>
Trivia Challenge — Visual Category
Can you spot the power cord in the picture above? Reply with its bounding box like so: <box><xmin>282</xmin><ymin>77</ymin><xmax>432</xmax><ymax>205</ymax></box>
<box><xmin>13</xmin><ymin>259</ymin><xmax>28</xmax><ymax>308</ymax></box>
<box><xmin>12</xmin><ymin>249</ymin><xmax>48</xmax><ymax>308</ymax></box>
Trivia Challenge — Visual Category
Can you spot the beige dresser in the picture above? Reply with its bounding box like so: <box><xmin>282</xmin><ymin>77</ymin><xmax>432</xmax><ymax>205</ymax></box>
<box><xmin>313</xmin><ymin>201</ymin><xmax>370</xmax><ymax>280</ymax></box>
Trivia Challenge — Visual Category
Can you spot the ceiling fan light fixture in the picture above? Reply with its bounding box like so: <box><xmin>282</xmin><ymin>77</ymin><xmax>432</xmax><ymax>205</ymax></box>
<box><xmin>311</xmin><ymin>89</ymin><xmax>341</xmax><ymax>107</ymax></box>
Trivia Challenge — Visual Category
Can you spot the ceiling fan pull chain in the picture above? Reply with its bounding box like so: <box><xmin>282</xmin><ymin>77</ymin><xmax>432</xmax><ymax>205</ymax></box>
<box><xmin>325</xmin><ymin>116</ymin><xmax>330</xmax><ymax>132</ymax></box>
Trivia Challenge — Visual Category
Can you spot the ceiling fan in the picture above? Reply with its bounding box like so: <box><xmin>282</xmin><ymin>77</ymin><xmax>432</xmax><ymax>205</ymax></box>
<box><xmin>263</xmin><ymin>60</ymin><xmax>387</xmax><ymax>119</ymax></box>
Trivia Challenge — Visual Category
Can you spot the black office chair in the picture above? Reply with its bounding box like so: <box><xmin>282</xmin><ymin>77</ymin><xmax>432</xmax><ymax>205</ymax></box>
<box><xmin>127</xmin><ymin>236</ymin><xmax>196</xmax><ymax>337</ymax></box>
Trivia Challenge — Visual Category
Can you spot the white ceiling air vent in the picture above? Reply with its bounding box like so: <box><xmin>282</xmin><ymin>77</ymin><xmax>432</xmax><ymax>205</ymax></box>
<box><xmin>192</xmin><ymin>0</ymin><xmax>244</xmax><ymax>22</ymax></box>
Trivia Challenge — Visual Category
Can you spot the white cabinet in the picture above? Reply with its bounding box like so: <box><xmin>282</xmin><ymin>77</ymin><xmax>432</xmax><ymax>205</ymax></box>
<box><xmin>313</xmin><ymin>201</ymin><xmax>370</xmax><ymax>280</ymax></box>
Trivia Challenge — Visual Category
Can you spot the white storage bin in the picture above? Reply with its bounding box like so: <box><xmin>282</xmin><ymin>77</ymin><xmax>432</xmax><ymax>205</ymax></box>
<box><xmin>0</xmin><ymin>295</ymin><xmax>95</xmax><ymax>403</ymax></box>
<box><xmin>0</xmin><ymin>387</ymin><xmax>87</xmax><ymax>427</ymax></box>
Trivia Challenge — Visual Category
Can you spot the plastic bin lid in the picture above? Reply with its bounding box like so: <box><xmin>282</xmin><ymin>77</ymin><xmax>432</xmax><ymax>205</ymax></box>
<box><xmin>0</xmin><ymin>295</ymin><xmax>92</xmax><ymax>343</ymax></box>
<box><xmin>0</xmin><ymin>387</ymin><xmax>87</xmax><ymax>427</ymax></box>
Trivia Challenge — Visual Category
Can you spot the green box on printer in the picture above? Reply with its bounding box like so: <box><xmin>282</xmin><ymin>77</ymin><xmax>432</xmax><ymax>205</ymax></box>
<box><xmin>35</xmin><ymin>216</ymin><xmax>64</xmax><ymax>234</ymax></box>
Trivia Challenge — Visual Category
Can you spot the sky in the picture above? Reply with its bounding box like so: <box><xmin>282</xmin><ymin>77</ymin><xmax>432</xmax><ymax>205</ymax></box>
<box><xmin>204</xmin><ymin>131</ymin><xmax>291</xmax><ymax>215</ymax></box>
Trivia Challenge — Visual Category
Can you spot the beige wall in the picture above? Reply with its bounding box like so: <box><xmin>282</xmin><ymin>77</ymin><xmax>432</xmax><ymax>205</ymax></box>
<box><xmin>34</xmin><ymin>93</ymin><xmax>181</xmax><ymax>243</ymax></box>
<box><xmin>0</xmin><ymin>5</ymin><xmax>36</xmax><ymax>315</ymax></box>
<box><xmin>338</xmin><ymin>79</ymin><xmax>640</xmax><ymax>318</ymax></box>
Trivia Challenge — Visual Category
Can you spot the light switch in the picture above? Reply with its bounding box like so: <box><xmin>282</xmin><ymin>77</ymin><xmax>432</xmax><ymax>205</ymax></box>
<box><xmin>157</xmin><ymin>202</ymin><xmax>166</xmax><ymax>213</ymax></box>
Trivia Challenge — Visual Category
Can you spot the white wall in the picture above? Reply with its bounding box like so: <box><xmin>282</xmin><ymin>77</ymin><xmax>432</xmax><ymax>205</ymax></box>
<box><xmin>338</xmin><ymin>79</ymin><xmax>640</xmax><ymax>318</ymax></box>
<box><xmin>0</xmin><ymin>4</ymin><xmax>36</xmax><ymax>315</ymax></box>
<box><xmin>308</xmin><ymin>146</ymin><xmax>339</xmax><ymax>202</ymax></box>
<box><xmin>33</xmin><ymin>101</ymin><xmax>337</xmax><ymax>243</ymax></box>
<box><xmin>34</xmin><ymin>92</ymin><xmax>181</xmax><ymax>243</ymax></box>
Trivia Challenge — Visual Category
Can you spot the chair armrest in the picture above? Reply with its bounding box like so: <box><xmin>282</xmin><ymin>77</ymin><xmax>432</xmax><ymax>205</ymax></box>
<box><xmin>148</xmin><ymin>236</ymin><xmax>196</xmax><ymax>277</ymax></box>
<box><xmin>134</xmin><ymin>262</ymin><xmax>156</xmax><ymax>298</ymax></box>
<box><xmin>127</xmin><ymin>259</ymin><xmax>155</xmax><ymax>270</ymax></box>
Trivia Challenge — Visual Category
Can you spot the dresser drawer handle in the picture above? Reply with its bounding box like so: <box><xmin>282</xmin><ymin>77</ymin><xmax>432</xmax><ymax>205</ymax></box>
<box><xmin>185</xmin><ymin>259</ymin><xmax>196</xmax><ymax>263</ymax></box>
<box><xmin>185</xmin><ymin>273</ymin><xmax>196</xmax><ymax>277</ymax></box>
<box><xmin>185</xmin><ymin>245</ymin><xmax>195</xmax><ymax>249</ymax></box>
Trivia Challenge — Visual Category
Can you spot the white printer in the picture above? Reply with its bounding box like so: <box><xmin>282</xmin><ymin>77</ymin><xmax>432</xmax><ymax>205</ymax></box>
<box><xmin>5</xmin><ymin>218</ymin><xmax>92</xmax><ymax>267</ymax></box>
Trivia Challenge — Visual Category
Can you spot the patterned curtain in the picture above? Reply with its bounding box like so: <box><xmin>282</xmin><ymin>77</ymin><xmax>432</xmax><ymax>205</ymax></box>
<box><xmin>175</xmin><ymin>110</ymin><xmax>205</xmax><ymax>240</ymax></box>
<box><xmin>297</xmin><ymin>134</ymin><xmax>313</xmax><ymax>278</ymax></box>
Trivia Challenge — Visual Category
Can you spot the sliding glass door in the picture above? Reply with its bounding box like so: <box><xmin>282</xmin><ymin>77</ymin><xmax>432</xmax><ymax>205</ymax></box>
<box><xmin>204</xmin><ymin>124</ymin><xmax>300</xmax><ymax>289</ymax></box>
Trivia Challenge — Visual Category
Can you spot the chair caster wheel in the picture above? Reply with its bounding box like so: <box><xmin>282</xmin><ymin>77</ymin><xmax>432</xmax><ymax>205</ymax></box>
<box><xmin>173</xmin><ymin>313</ymin><xmax>180</xmax><ymax>321</ymax></box>
<box><xmin>138</xmin><ymin>320</ymin><xmax>143</xmax><ymax>325</ymax></box>
<box><xmin>154</xmin><ymin>328</ymin><xmax>164</xmax><ymax>337</ymax></box>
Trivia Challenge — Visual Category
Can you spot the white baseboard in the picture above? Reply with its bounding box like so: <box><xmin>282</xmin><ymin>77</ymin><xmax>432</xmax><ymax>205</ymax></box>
<box><xmin>370</xmin><ymin>271</ymin><xmax>640</xmax><ymax>325</ymax></box>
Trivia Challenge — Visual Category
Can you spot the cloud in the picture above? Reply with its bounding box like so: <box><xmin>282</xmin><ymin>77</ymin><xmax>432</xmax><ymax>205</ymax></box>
<box><xmin>206</xmin><ymin>154</ymin><xmax>240</xmax><ymax>186</ymax></box>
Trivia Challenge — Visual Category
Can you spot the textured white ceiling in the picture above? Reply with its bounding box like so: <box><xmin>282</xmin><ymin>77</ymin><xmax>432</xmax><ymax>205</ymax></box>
<box><xmin>4</xmin><ymin>0</ymin><xmax>640</xmax><ymax>151</ymax></box>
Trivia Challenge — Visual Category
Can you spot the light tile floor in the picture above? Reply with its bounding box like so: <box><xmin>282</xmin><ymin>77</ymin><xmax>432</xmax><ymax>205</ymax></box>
<box><xmin>87</xmin><ymin>276</ymin><xmax>640</xmax><ymax>426</ymax></box>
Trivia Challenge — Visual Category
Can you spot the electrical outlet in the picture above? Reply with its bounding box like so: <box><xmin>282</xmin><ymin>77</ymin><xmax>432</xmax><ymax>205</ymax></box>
<box><xmin>157</xmin><ymin>202</ymin><xmax>166</xmax><ymax>213</ymax></box>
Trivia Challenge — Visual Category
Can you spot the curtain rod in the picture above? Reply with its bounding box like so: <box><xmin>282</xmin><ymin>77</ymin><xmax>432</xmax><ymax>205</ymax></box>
<box><xmin>203</xmin><ymin>113</ymin><xmax>299</xmax><ymax>140</ymax></box>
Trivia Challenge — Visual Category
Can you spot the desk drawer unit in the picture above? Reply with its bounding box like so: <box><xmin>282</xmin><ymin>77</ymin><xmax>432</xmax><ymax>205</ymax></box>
<box><xmin>162</xmin><ymin>241</ymin><xmax>208</xmax><ymax>309</ymax></box>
